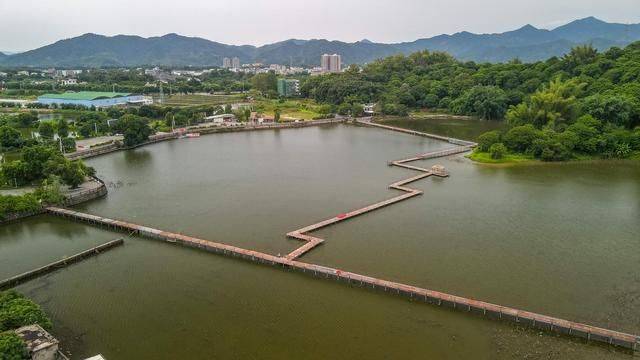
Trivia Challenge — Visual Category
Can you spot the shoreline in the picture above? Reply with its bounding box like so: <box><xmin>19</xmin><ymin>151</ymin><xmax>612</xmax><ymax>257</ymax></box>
<box><xmin>65</xmin><ymin>118</ymin><xmax>347</xmax><ymax>161</ymax></box>
<box><xmin>372</xmin><ymin>117</ymin><xmax>640</xmax><ymax>166</ymax></box>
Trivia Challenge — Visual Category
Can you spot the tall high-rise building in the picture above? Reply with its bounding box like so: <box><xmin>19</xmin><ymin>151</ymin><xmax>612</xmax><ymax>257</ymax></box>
<box><xmin>222</xmin><ymin>57</ymin><xmax>232</xmax><ymax>68</ymax></box>
<box><xmin>232</xmin><ymin>57</ymin><xmax>241</xmax><ymax>69</ymax></box>
<box><xmin>321</xmin><ymin>54</ymin><xmax>342</xmax><ymax>73</ymax></box>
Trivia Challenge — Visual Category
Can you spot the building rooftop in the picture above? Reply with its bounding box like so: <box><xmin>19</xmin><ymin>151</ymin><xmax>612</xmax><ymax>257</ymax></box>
<box><xmin>15</xmin><ymin>324</ymin><xmax>59</xmax><ymax>354</ymax></box>
<box><xmin>39</xmin><ymin>91</ymin><xmax>133</xmax><ymax>101</ymax></box>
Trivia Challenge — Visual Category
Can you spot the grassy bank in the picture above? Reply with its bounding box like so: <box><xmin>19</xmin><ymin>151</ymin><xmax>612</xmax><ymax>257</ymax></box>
<box><xmin>467</xmin><ymin>150</ymin><xmax>536</xmax><ymax>164</ymax></box>
<box><xmin>254</xmin><ymin>99</ymin><xmax>326</xmax><ymax>120</ymax></box>
<box><xmin>468</xmin><ymin>150</ymin><xmax>640</xmax><ymax>164</ymax></box>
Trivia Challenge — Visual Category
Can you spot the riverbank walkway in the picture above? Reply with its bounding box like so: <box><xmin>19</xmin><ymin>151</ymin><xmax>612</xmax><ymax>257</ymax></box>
<box><xmin>44</xmin><ymin>121</ymin><xmax>639</xmax><ymax>352</ymax></box>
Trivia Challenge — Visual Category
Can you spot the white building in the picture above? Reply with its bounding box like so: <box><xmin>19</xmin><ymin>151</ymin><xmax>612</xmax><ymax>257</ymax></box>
<box><xmin>321</xmin><ymin>54</ymin><xmax>342</xmax><ymax>73</ymax></box>
<box><xmin>203</xmin><ymin>114</ymin><xmax>236</xmax><ymax>125</ymax></box>
<box><xmin>59</xmin><ymin>78</ymin><xmax>78</xmax><ymax>86</ymax></box>
<box><xmin>363</xmin><ymin>103</ymin><xmax>376</xmax><ymax>115</ymax></box>
<box><xmin>222</xmin><ymin>57</ymin><xmax>232</xmax><ymax>68</ymax></box>
<box><xmin>232</xmin><ymin>57</ymin><xmax>241</xmax><ymax>69</ymax></box>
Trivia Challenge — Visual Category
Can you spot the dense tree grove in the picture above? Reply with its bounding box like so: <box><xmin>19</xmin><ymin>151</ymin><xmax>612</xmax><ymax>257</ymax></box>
<box><xmin>302</xmin><ymin>42</ymin><xmax>640</xmax><ymax>160</ymax></box>
<box><xmin>0</xmin><ymin>145</ymin><xmax>94</xmax><ymax>188</ymax></box>
<box><xmin>301</xmin><ymin>42</ymin><xmax>640</xmax><ymax>121</ymax></box>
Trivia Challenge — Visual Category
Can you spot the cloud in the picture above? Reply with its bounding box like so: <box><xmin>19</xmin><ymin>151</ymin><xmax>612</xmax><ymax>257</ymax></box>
<box><xmin>1</xmin><ymin>0</ymin><xmax>639</xmax><ymax>51</ymax></box>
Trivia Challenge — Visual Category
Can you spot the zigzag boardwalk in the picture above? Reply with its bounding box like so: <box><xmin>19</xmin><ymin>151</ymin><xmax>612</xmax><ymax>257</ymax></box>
<box><xmin>45</xmin><ymin>122</ymin><xmax>639</xmax><ymax>352</ymax></box>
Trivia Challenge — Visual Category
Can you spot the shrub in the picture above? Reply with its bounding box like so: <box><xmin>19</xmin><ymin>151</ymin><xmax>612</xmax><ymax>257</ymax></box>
<box><xmin>477</xmin><ymin>130</ymin><xmax>501</xmax><ymax>152</ymax></box>
<box><xmin>489</xmin><ymin>143</ymin><xmax>507</xmax><ymax>159</ymax></box>
<box><xmin>503</xmin><ymin>124</ymin><xmax>542</xmax><ymax>152</ymax></box>
<box><xmin>0</xmin><ymin>332</ymin><xmax>28</xmax><ymax>360</ymax></box>
<box><xmin>0</xmin><ymin>291</ymin><xmax>52</xmax><ymax>332</ymax></box>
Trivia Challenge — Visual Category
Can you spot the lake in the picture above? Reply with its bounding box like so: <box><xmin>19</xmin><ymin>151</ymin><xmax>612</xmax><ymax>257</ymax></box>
<box><xmin>381</xmin><ymin>115</ymin><xmax>505</xmax><ymax>141</ymax></box>
<box><xmin>1</xmin><ymin>124</ymin><xmax>638</xmax><ymax>359</ymax></box>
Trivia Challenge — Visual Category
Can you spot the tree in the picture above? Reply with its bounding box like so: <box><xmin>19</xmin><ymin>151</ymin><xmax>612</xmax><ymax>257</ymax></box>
<box><xmin>581</xmin><ymin>94</ymin><xmax>639</xmax><ymax>128</ymax></box>
<box><xmin>503</xmin><ymin>125</ymin><xmax>542</xmax><ymax>152</ymax></box>
<box><xmin>477</xmin><ymin>130</ymin><xmax>501</xmax><ymax>152</ymax></box>
<box><xmin>61</xmin><ymin>138</ymin><xmax>76</xmax><ymax>153</ymax></box>
<box><xmin>117</xmin><ymin>115</ymin><xmax>152</xmax><ymax>147</ymax></box>
<box><xmin>489</xmin><ymin>143</ymin><xmax>507</xmax><ymax>159</ymax></box>
<box><xmin>506</xmin><ymin>78</ymin><xmax>582</xmax><ymax>129</ymax></box>
<box><xmin>450</xmin><ymin>86</ymin><xmax>509</xmax><ymax>119</ymax></box>
<box><xmin>0</xmin><ymin>161</ymin><xmax>29</xmax><ymax>187</ymax></box>
<box><xmin>351</xmin><ymin>103</ymin><xmax>364</xmax><ymax>117</ymax></box>
<box><xmin>56</xmin><ymin>118</ymin><xmax>69</xmax><ymax>138</ymax></box>
<box><xmin>251</xmin><ymin>72</ymin><xmax>277</xmax><ymax>94</ymax></box>
<box><xmin>21</xmin><ymin>145</ymin><xmax>64</xmax><ymax>182</ymax></box>
<box><xmin>0</xmin><ymin>126</ymin><xmax>24</xmax><ymax>150</ymax></box>
<box><xmin>60</xmin><ymin>161</ymin><xmax>86</xmax><ymax>188</ymax></box>
<box><xmin>274</xmin><ymin>109</ymin><xmax>281</xmax><ymax>123</ymax></box>
<box><xmin>16</xmin><ymin>112</ymin><xmax>38</xmax><ymax>128</ymax></box>
<box><xmin>567</xmin><ymin>115</ymin><xmax>602</xmax><ymax>154</ymax></box>
<box><xmin>37</xmin><ymin>122</ymin><xmax>55</xmax><ymax>140</ymax></box>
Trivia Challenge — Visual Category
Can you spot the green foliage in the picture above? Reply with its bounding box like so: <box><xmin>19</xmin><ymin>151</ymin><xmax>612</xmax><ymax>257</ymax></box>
<box><xmin>56</xmin><ymin>119</ymin><xmax>69</xmax><ymax>138</ymax></box>
<box><xmin>450</xmin><ymin>86</ymin><xmax>508</xmax><ymax>119</ymax></box>
<box><xmin>507</xmin><ymin>78</ymin><xmax>582</xmax><ymax>129</ymax></box>
<box><xmin>115</xmin><ymin>115</ymin><xmax>153</xmax><ymax>147</ymax></box>
<box><xmin>251</xmin><ymin>72</ymin><xmax>278</xmax><ymax>95</ymax></box>
<box><xmin>302</xmin><ymin>42</ymin><xmax>640</xmax><ymax>132</ymax></box>
<box><xmin>0</xmin><ymin>291</ymin><xmax>52</xmax><ymax>332</ymax></box>
<box><xmin>477</xmin><ymin>130</ymin><xmax>502</xmax><ymax>152</ymax></box>
<box><xmin>37</xmin><ymin>122</ymin><xmax>55</xmax><ymax>140</ymax></box>
<box><xmin>34</xmin><ymin>176</ymin><xmax>65</xmax><ymax>205</ymax></box>
<box><xmin>60</xmin><ymin>161</ymin><xmax>87</xmax><ymax>189</ymax></box>
<box><xmin>581</xmin><ymin>94</ymin><xmax>639</xmax><ymax>128</ymax></box>
<box><xmin>0</xmin><ymin>194</ymin><xmax>40</xmax><ymax>219</ymax></box>
<box><xmin>489</xmin><ymin>143</ymin><xmax>507</xmax><ymax>159</ymax></box>
<box><xmin>0</xmin><ymin>145</ymin><xmax>93</xmax><ymax>187</ymax></box>
<box><xmin>0</xmin><ymin>332</ymin><xmax>28</xmax><ymax>360</ymax></box>
<box><xmin>61</xmin><ymin>137</ymin><xmax>76</xmax><ymax>153</ymax></box>
<box><xmin>15</xmin><ymin>113</ymin><xmax>38</xmax><ymax>128</ymax></box>
<box><xmin>503</xmin><ymin>125</ymin><xmax>542</xmax><ymax>153</ymax></box>
<box><xmin>0</xmin><ymin>126</ymin><xmax>24</xmax><ymax>150</ymax></box>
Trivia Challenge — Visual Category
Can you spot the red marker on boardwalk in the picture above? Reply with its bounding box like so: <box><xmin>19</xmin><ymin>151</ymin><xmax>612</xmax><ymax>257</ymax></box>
<box><xmin>337</xmin><ymin>213</ymin><xmax>347</xmax><ymax>219</ymax></box>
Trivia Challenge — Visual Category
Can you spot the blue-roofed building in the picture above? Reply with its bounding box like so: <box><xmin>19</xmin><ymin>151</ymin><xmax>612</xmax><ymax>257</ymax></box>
<box><xmin>37</xmin><ymin>91</ymin><xmax>149</xmax><ymax>108</ymax></box>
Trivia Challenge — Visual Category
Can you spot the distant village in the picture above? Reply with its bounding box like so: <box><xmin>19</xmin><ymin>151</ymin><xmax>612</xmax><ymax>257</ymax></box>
<box><xmin>0</xmin><ymin>54</ymin><xmax>350</xmax><ymax>110</ymax></box>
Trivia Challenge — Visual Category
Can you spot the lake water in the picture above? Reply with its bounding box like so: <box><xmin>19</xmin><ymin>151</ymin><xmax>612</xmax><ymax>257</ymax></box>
<box><xmin>1</xmin><ymin>124</ymin><xmax>638</xmax><ymax>359</ymax></box>
<box><xmin>382</xmin><ymin>116</ymin><xmax>505</xmax><ymax>141</ymax></box>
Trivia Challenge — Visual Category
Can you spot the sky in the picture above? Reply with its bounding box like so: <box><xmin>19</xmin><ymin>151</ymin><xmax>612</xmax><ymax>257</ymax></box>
<box><xmin>1</xmin><ymin>0</ymin><xmax>639</xmax><ymax>52</ymax></box>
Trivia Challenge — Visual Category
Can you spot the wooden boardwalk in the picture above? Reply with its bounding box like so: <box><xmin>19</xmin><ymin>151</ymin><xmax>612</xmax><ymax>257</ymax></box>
<box><xmin>43</xmin><ymin>122</ymin><xmax>640</xmax><ymax>352</ymax></box>
<box><xmin>0</xmin><ymin>239</ymin><xmax>124</xmax><ymax>291</ymax></box>
<box><xmin>46</xmin><ymin>206</ymin><xmax>640</xmax><ymax>351</ymax></box>
<box><xmin>285</xmin><ymin>145</ymin><xmax>470</xmax><ymax>260</ymax></box>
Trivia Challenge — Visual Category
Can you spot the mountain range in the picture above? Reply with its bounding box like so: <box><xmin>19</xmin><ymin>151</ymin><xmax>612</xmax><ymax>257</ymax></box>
<box><xmin>1</xmin><ymin>17</ymin><xmax>639</xmax><ymax>68</ymax></box>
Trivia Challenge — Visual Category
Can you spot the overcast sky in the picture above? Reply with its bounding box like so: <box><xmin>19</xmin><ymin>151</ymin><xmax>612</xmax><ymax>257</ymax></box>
<box><xmin>1</xmin><ymin>0</ymin><xmax>639</xmax><ymax>52</ymax></box>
